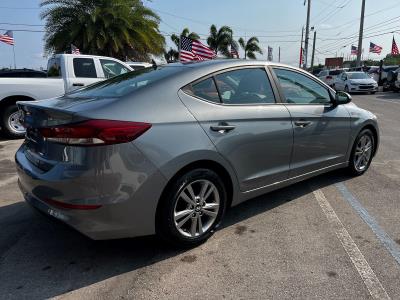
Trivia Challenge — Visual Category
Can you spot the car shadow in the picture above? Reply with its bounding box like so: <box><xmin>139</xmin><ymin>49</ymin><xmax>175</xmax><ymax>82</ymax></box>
<box><xmin>375</xmin><ymin>92</ymin><xmax>400</xmax><ymax>100</ymax></box>
<box><xmin>0</xmin><ymin>169</ymin><xmax>352</xmax><ymax>299</ymax></box>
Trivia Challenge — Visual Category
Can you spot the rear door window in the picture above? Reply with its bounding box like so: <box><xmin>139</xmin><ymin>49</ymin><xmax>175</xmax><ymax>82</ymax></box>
<box><xmin>214</xmin><ymin>68</ymin><xmax>275</xmax><ymax>104</ymax></box>
<box><xmin>73</xmin><ymin>58</ymin><xmax>97</xmax><ymax>78</ymax></box>
<box><xmin>186</xmin><ymin>78</ymin><xmax>220</xmax><ymax>103</ymax></box>
<box><xmin>47</xmin><ymin>58</ymin><xmax>61</xmax><ymax>78</ymax></box>
<box><xmin>100</xmin><ymin>59</ymin><xmax>129</xmax><ymax>79</ymax></box>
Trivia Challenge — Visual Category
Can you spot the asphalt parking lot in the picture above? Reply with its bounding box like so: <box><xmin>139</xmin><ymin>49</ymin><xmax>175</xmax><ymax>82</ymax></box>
<box><xmin>1</xmin><ymin>93</ymin><xmax>400</xmax><ymax>300</ymax></box>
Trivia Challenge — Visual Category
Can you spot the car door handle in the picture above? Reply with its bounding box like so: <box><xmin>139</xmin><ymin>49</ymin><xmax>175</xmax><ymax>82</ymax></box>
<box><xmin>72</xmin><ymin>83</ymin><xmax>85</xmax><ymax>87</ymax></box>
<box><xmin>210</xmin><ymin>122</ymin><xmax>236</xmax><ymax>133</ymax></box>
<box><xmin>294</xmin><ymin>120</ymin><xmax>312</xmax><ymax>128</ymax></box>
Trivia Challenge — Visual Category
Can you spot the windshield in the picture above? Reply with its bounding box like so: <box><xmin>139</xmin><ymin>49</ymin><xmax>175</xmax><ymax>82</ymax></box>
<box><xmin>348</xmin><ymin>72</ymin><xmax>369</xmax><ymax>79</ymax></box>
<box><xmin>68</xmin><ymin>66</ymin><xmax>184</xmax><ymax>98</ymax></box>
<box><xmin>329</xmin><ymin>70</ymin><xmax>342</xmax><ymax>76</ymax></box>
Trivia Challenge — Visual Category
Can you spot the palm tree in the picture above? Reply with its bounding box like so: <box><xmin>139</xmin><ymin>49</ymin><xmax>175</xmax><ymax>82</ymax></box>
<box><xmin>40</xmin><ymin>0</ymin><xmax>165</xmax><ymax>61</ymax></box>
<box><xmin>207</xmin><ymin>25</ymin><xmax>234</xmax><ymax>57</ymax></box>
<box><xmin>238</xmin><ymin>37</ymin><xmax>263</xmax><ymax>59</ymax></box>
<box><xmin>168</xmin><ymin>28</ymin><xmax>200</xmax><ymax>61</ymax></box>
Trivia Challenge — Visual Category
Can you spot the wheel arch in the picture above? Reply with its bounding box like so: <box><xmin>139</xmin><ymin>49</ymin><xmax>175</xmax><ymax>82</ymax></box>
<box><xmin>0</xmin><ymin>95</ymin><xmax>35</xmax><ymax>110</ymax></box>
<box><xmin>155</xmin><ymin>159</ymin><xmax>235</xmax><ymax>223</ymax></box>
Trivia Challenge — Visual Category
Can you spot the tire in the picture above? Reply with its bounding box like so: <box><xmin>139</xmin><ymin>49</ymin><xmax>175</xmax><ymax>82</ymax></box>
<box><xmin>382</xmin><ymin>79</ymin><xmax>390</xmax><ymax>92</ymax></box>
<box><xmin>370</xmin><ymin>92</ymin><xmax>376</xmax><ymax>94</ymax></box>
<box><xmin>0</xmin><ymin>104</ymin><xmax>26</xmax><ymax>139</ymax></box>
<box><xmin>156</xmin><ymin>168</ymin><xmax>227</xmax><ymax>247</ymax></box>
<box><xmin>344</xmin><ymin>85</ymin><xmax>349</xmax><ymax>93</ymax></box>
<box><xmin>347</xmin><ymin>129</ymin><xmax>375</xmax><ymax>176</ymax></box>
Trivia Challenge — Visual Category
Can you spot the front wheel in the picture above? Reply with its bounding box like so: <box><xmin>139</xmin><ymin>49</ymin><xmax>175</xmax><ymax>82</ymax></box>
<box><xmin>348</xmin><ymin>129</ymin><xmax>375</xmax><ymax>176</ymax></box>
<box><xmin>344</xmin><ymin>85</ymin><xmax>349</xmax><ymax>93</ymax></box>
<box><xmin>0</xmin><ymin>104</ymin><xmax>26</xmax><ymax>139</ymax></box>
<box><xmin>156</xmin><ymin>169</ymin><xmax>227</xmax><ymax>247</ymax></box>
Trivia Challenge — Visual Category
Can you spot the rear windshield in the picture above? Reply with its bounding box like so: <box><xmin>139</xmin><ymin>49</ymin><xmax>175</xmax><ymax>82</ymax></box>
<box><xmin>348</xmin><ymin>72</ymin><xmax>369</xmax><ymax>79</ymax></box>
<box><xmin>68</xmin><ymin>66</ymin><xmax>183</xmax><ymax>98</ymax></box>
<box><xmin>329</xmin><ymin>70</ymin><xmax>342</xmax><ymax>76</ymax></box>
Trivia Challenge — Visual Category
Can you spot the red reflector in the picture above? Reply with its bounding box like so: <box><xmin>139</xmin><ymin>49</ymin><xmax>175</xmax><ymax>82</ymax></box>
<box><xmin>44</xmin><ymin>198</ymin><xmax>102</xmax><ymax>210</ymax></box>
<box><xmin>39</xmin><ymin>119</ymin><xmax>151</xmax><ymax>145</ymax></box>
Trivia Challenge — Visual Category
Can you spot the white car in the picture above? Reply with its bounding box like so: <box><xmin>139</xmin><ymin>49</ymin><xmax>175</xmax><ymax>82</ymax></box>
<box><xmin>317</xmin><ymin>69</ymin><xmax>344</xmax><ymax>87</ymax></box>
<box><xmin>0</xmin><ymin>54</ymin><xmax>132</xmax><ymax>138</ymax></box>
<box><xmin>334</xmin><ymin>72</ymin><xmax>378</xmax><ymax>94</ymax></box>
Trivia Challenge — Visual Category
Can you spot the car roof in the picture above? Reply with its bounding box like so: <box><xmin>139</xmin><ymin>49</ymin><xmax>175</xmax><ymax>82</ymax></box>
<box><xmin>53</xmin><ymin>54</ymin><xmax>129</xmax><ymax>61</ymax></box>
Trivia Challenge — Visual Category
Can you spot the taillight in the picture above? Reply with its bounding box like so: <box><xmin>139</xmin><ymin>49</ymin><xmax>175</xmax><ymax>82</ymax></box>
<box><xmin>326</xmin><ymin>76</ymin><xmax>333</xmax><ymax>80</ymax></box>
<box><xmin>39</xmin><ymin>120</ymin><xmax>151</xmax><ymax>146</ymax></box>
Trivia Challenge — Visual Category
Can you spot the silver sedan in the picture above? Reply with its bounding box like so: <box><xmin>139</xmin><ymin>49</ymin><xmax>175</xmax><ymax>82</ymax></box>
<box><xmin>16</xmin><ymin>60</ymin><xmax>379</xmax><ymax>246</ymax></box>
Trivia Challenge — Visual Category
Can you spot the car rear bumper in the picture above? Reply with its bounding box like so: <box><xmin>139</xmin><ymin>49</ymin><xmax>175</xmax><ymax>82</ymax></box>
<box><xmin>15</xmin><ymin>142</ymin><xmax>167</xmax><ymax>240</ymax></box>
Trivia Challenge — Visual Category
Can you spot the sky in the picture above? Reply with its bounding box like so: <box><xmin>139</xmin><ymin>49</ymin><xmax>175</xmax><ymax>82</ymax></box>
<box><xmin>0</xmin><ymin>0</ymin><xmax>399</xmax><ymax>69</ymax></box>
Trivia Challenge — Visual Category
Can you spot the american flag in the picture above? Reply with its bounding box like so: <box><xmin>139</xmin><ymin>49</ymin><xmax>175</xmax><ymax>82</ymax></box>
<box><xmin>369</xmin><ymin>42</ymin><xmax>382</xmax><ymax>54</ymax></box>
<box><xmin>71</xmin><ymin>44</ymin><xmax>81</xmax><ymax>55</ymax></box>
<box><xmin>351</xmin><ymin>45</ymin><xmax>358</xmax><ymax>55</ymax></box>
<box><xmin>392</xmin><ymin>37</ymin><xmax>399</xmax><ymax>55</ymax></box>
<box><xmin>180</xmin><ymin>36</ymin><xmax>216</xmax><ymax>62</ymax></box>
<box><xmin>230</xmin><ymin>43</ymin><xmax>239</xmax><ymax>58</ymax></box>
<box><xmin>0</xmin><ymin>30</ymin><xmax>14</xmax><ymax>46</ymax></box>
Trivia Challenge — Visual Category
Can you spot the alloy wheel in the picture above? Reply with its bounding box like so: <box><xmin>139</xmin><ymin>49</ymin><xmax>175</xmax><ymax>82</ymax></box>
<box><xmin>173</xmin><ymin>179</ymin><xmax>220</xmax><ymax>238</ymax></box>
<box><xmin>353</xmin><ymin>135</ymin><xmax>373</xmax><ymax>172</ymax></box>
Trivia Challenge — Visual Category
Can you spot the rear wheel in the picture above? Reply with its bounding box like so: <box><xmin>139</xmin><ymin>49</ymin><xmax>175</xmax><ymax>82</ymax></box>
<box><xmin>156</xmin><ymin>169</ymin><xmax>227</xmax><ymax>247</ymax></box>
<box><xmin>344</xmin><ymin>85</ymin><xmax>349</xmax><ymax>93</ymax></box>
<box><xmin>0</xmin><ymin>104</ymin><xmax>25</xmax><ymax>139</ymax></box>
<box><xmin>348</xmin><ymin>129</ymin><xmax>375</xmax><ymax>176</ymax></box>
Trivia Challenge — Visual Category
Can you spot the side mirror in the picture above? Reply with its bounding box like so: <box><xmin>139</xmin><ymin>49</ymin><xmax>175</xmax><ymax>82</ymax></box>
<box><xmin>335</xmin><ymin>91</ymin><xmax>352</xmax><ymax>105</ymax></box>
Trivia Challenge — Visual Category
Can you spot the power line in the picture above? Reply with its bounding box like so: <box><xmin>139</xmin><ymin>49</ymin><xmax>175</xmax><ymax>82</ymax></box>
<box><xmin>0</xmin><ymin>28</ymin><xmax>44</xmax><ymax>32</ymax></box>
<box><xmin>314</xmin><ymin>0</ymin><xmax>351</xmax><ymax>26</ymax></box>
<box><xmin>317</xmin><ymin>15</ymin><xmax>400</xmax><ymax>50</ymax></box>
<box><xmin>0</xmin><ymin>22</ymin><xmax>44</xmax><ymax>27</ymax></box>
<box><xmin>0</xmin><ymin>6</ymin><xmax>40</xmax><ymax>10</ymax></box>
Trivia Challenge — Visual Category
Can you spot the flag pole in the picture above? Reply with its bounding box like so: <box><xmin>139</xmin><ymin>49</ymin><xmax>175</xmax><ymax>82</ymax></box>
<box><xmin>12</xmin><ymin>44</ymin><xmax>16</xmax><ymax>69</ymax></box>
<box><xmin>178</xmin><ymin>35</ymin><xmax>181</xmax><ymax>62</ymax></box>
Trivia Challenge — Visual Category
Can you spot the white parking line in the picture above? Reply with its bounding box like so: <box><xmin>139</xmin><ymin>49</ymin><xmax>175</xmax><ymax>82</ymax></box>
<box><xmin>0</xmin><ymin>175</ymin><xmax>18</xmax><ymax>188</ymax></box>
<box><xmin>313</xmin><ymin>188</ymin><xmax>390</xmax><ymax>300</ymax></box>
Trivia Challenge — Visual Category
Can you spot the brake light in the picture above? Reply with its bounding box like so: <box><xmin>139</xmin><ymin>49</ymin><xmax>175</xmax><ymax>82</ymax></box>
<box><xmin>326</xmin><ymin>76</ymin><xmax>333</xmax><ymax>80</ymax></box>
<box><xmin>39</xmin><ymin>120</ymin><xmax>151</xmax><ymax>145</ymax></box>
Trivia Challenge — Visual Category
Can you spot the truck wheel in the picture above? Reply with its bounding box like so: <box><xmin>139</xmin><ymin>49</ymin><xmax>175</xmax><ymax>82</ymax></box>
<box><xmin>0</xmin><ymin>104</ymin><xmax>26</xmax><ymax>139</ymax></box>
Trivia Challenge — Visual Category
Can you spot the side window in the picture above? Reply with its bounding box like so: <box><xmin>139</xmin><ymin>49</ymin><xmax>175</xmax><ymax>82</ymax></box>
<box><xmin>214</xmin><ymin>68</ymin><xmax>275</xmax><ymax>104</ymax></box>
<box><xmin>100</xmin><ymin>59</ymin><xmax>129</xmax><ymax>79</ymax></box>
<box><xmin>73</xmin><ymin>58</ymin><xmax>97</xmax><ymax>78</ymax></box>
<box><xmin>273</xmin><ymin>68</ymin><xmax>331</xmax><ymax>104</ymax></box>
<box><xmin>186</xmin><ymin>77</ymin><xmax>220</xmax><ymax>103</ymax></box>
<box><xmin>47</xmin><ymin>58</ymin><xmax>61</xmax><ymax>78</ymax></box>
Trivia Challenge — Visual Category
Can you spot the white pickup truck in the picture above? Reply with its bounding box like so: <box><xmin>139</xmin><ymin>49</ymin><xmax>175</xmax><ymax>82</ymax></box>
<box><xmin>0</xmin><ymin>54</ymin><xmax>132</xmax><ymax>138</ymax></box>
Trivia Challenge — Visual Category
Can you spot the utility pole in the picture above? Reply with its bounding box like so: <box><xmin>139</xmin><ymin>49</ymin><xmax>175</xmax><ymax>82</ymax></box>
<box><xmin>299</xmin><ymin>27</ymin><xmax>304</xmax><ymax>68</ymax></box>
<box><xmin>356</xmin><ymin>0</ymin><xmax>366</xmax><ymax>67</ymax></box>
<box><xmin>278</xmin><ymin>46</ymin><xmax>281</xmax><ymax>62</ymax></box>
<box><xmin>303</xmin><ymin>0</ymin><xmax>311</xmax><ymax>69</ymax></box>
<box><xmin>310</xmin><ymin>30</ymin><xmax>316</xmax><ymax>71</ymax></box>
